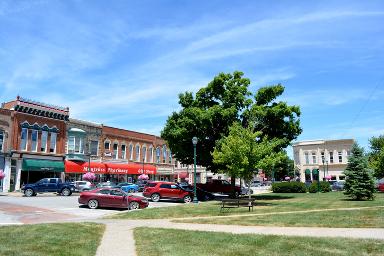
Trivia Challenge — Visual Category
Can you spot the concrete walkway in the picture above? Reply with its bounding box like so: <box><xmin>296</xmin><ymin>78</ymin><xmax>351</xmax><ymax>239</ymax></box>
<box><xmin>94</xmin><ymin>216</ymin><xmax>384</xmax><ymax>256</ymax></box>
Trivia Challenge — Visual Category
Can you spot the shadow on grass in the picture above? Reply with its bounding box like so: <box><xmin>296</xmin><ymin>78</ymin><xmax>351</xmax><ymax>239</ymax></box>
<box><xmin>253</xmin><ymin>194</ymin><xmax>295</xmax><ymax>200</ymax></box>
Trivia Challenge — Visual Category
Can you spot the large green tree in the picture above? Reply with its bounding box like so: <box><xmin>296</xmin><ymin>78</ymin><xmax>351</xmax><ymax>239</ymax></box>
<box><xmin>368</xmin><ymin>135</ymin><xmax>384</xmax><ymax>178</ymax></box>
<box><xmin>344</xmin><ymin>143</ymin><xmax>375</xmax><ymax>200</ymax></box>
<box><xmin>161</xmin><ymin>71</ymin><xmax>301</xmax><ymax>174</ymax></box>
<box><xmin>212</xmin><ymin>122</ymin><xmax>286</xmax><ymax>197</ymax></box>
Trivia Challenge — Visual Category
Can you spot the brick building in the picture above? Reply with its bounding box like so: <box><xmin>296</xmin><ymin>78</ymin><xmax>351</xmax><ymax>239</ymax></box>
<box><xmin>2</xmin><ymin>96</ymin><xmax>69</xmax><ymax>189</ymax></box>
<box><xmin>0</xmin><ymin>108</ymin><xmax>13</xmax><ymax>192</ymax></box>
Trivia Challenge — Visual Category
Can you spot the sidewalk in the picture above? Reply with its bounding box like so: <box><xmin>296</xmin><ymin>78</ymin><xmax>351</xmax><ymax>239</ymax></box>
<box><xmin>94</xmin><ymin>218</ymin><xmax>384</xmax><ymax>256</ymax></box>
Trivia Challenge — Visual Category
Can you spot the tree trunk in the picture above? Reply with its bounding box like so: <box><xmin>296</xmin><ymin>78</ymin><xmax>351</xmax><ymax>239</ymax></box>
<box><xmin>231</xmin><ymin>175</ymin><xmax>236</xmax><ymax>198</ymax></box>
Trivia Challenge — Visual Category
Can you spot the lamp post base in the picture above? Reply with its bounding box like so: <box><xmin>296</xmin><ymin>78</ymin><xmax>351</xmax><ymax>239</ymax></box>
<box><xmin>193</xmin><ymin>196</ymin><xmax>199</xmax><ymax>203</ymax></box>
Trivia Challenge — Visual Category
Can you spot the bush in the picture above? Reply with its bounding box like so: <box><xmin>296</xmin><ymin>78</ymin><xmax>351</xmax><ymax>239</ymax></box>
<box><xmin>272</xmin><ymin>181</ymin><xmax>307</xmax><ymax>193</ymax></box>
<box><xmin>308</xmin><ymin>181</ymin><xmax>331</xmax><ymax>193</ymax></box>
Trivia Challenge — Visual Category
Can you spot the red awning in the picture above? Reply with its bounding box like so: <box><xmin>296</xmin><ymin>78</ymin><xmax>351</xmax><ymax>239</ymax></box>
<box><xmin>65</xmin><ymin>161</ymin><xmax>107</xmax><ymax>174</ymax></box>
<box><xmin>107</xmin><ymin>163</ymin><xmax>156</xmax><ymax>175</ymax></box>
<box><xmin>177</xmin><ymin>171</ymin><xmax>188</xmax><ymax>179</ymax></box>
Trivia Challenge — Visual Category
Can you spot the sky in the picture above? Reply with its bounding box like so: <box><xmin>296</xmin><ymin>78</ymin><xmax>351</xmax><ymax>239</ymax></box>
<box><xmin>0</xmin><ymin>0</ymin><xmax>383</xmax><ymax>155</ymax></box>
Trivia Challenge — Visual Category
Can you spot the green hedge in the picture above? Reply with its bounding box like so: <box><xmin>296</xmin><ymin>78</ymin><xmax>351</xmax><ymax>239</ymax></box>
<box><xmin>271</xmin><ymin>181</ymin><xmax>307</xmax><ymax>193</ymax></box>
<box><xmin>308</xmin><ymin>181</ymin><xmax>331</xmax><ymax>193</ymax></box>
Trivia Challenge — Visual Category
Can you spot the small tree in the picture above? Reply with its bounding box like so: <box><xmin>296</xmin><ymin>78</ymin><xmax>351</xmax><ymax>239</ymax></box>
<box><xmin>368</xmin><ymin>135</ymin><xmax>384</xmax><ymax>179</ymax></box>
<box><xmin>344</xmin><ymin>143</ymin><xmax>375</xmax><ymax>200</ymax></box>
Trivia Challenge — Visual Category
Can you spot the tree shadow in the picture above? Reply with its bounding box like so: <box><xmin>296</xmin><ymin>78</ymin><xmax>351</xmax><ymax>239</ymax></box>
<box><xmin>252</xmin><ymin>194</ymin><xmax>295</xmax><ymax>200</ymax></box>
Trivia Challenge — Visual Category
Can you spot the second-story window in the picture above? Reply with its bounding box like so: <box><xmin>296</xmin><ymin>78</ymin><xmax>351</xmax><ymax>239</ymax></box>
<box><xmin>169</xmin><ymin>150</ymin><xmax>172</xmax><ymax>163</ymax></box>
<box><xmin>149</xmin><ymin>146</ymin><xmax>153</xmax><ymax>162</ymax></box>
<box><xmin>31</xmin><ymin>130</ymin><xmax>38</xmax><ymax>152</ymax></box>
<box><xmin>129</xmin><ymin>144</ymin><xmax>133</xmax><ymax>160</ymax></box>
<box><xmin>312</xmin><ymin>152</ymin><xmax>317</xmax><ymax>164</ymax></box>
<box><xmin>41</xmin><ymin>131</ymin><xmax>48</xmax><ymax>152</ymax></box>
<box><xmin>20</xmin><ymin>128</ymin><xmax>28</xmax><ymax>151</ymax></box>
<box><xmin>121</xmin><ymin>145</ymin><xmax>126</xmax><ymax>159</ymax></box>
<box><xmin>113</xmin><ymin>143</ymin><xmax>118</xmax><ymax>159</ymax></box>
<box><xmin>68</xmin><ymin>136</ymin><xmax>84</xmax><ymax>154</ymax></box>
<box><xmin>142</xmin><ymin>146</ymin><xmax>147</xmax><ymax>162</ymax></box>
<box><xmin>156</xmin><ymin>147</ymin><xmax>160</xmax><ymax>163</ymax></box>
<box><xmin>162</xmin><ymin>145</ymin><xmax>167</xmax><ymax>163</ymax></box>
<box><xmin>104</xmin><ymin>141</ymin><xmax>110</xmax><ymax>150</ymax></box>
<box><xmin>304</xmin><ymin>152</ymin><xmax>309</xmax><ymax>164</ymax></box>
<box><xmin>330</xmin><ymin>152</ymin><xmax>334</xmax><ymax>163</ymax></box>
<box><xmin>321</xmin><ymin>152</ymin><xmax>325</xmax><ymax>163</ymax></box>
<box><xmin>50</xmin><ymin>132</ymin><xmax>57</xmax><ymax>153</ymax></box>
<box><xmin>338</xmin><ymin>151</ymin><xmax>342</xmax><ymax>163</ymax></box>
<box><xmin>0</xmin><ymin>130</ymin><xmax>4</xmax><ymax>152</ymax></box>
<box><xmin>90</xmin><ymin>141</ymin><xmax>98</xmax><ymax>156</ymax></box>
<box><xmin>136</xmin><ymin>145</ymin><xmax>140</xmax><ymax>161</ymax></box>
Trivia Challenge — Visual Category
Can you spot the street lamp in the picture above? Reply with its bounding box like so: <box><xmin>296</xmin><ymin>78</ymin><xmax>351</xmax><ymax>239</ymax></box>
<box><xmin>192</xmin><ymin>136</ymin><xmax>198</xmax><ymax>203</ymax></box>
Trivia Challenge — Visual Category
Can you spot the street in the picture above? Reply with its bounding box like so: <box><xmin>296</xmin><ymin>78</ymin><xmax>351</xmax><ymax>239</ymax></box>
<box><xmin>0</xmin><ymin>192</ymin><xmax>184</xmax><ymax>225</ymax></box>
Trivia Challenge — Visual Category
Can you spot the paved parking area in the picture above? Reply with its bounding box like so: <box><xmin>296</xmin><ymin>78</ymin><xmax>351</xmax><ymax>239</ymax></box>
<box><xmin>0</xmin><ymin>192</ymin><xmax>184</xmax><ymax>225</ymax></box>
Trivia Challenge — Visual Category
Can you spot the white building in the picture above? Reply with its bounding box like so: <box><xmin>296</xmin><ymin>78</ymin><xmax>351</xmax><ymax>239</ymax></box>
<box><xmin>292</xmin><ymin>139</ymin><xmax>354</xmax><ymax>182</ymax></box>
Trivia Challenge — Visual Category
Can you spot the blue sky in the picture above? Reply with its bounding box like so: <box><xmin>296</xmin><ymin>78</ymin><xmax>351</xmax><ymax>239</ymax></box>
<box><xmin>0</xmin><ymin>0</ymin><xmax>383</xmax><ymax>154</ymax></box>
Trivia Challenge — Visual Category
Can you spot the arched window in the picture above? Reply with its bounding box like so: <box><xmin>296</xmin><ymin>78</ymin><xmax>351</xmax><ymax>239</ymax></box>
<box><xmin>104</xmin><ymin>140</ymin><xmax>111</xmax><ymax>150</ymax></box>
<box><xmin>121</xmin><ymin>144</ymin><xmax>126</xmax><ymax>159</ymax></box>
<box><xmin>0</xmin><ymin>130</ymin><xmax>4</xmax><ymax>152</ymax></box>
<box><xmin>156</xmin><ymin>147</ymin><xmax>161</xmax><ymax>163</ymax></box>
<box><xmin>168</xmin><ymin>150</ymin><xmax>172</xmax><ymax>163</ymax></box>
<box><xmin>149</xmin><ymin>145</ymin><xmax>153</xmax><ymax>163</ymax></box>
<box><xmin>135</xmin><ymin>144</ymin><xmax>140</xmax><ymax>162</ymax></box>
<box><xmin>113</xmin><ymin>142</ymin><xmax>118</xmax><ymax>159</ymax></box>
<box><xmin>162</xmin><ymin>145</ymin><xmax>167</xmax><ymax>163</ymax></box>
<box><xmin>129</xmin><ymin>143</ymin><xmax>133</xmax><ymax>160</ymax></box>
<box><xmin>142</xmin><ymin>145</ymin><xmax>147</xmax><ymax>162</ymax></box>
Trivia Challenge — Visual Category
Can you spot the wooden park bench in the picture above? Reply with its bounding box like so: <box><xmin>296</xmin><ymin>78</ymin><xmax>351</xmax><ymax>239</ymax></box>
<box><xmin>220</xmin><ymin>198</ymin><xmax>256</xmax><ymax>212</ymax></box>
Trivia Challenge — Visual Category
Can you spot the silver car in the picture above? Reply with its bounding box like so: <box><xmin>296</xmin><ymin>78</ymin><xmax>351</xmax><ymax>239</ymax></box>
<box><xmin>74</xmin><ymin>181</ymin><xmax>95</xmax><ymax>192</ymax></box>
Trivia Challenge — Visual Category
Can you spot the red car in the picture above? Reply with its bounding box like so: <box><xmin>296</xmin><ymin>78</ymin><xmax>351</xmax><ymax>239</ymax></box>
<box><xmin>143</xmin><ymin>181</ymin><xmax>193</xmax><ymax>203</ymax></box>
<box><xmin>378</xmin><ymin>183</ymin><xmax>384</xmax><ymax>192</ymax></box>
<box><xmin>78</xmin><ymin>188</ymin><xmax>149</xmax><ymax>210</ymax></box>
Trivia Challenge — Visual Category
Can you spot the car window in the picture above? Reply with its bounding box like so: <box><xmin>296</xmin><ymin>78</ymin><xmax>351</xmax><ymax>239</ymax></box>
<box><xmin>147</xmin><ymin>183</ymin><xmax>157</xmax><ymax>187</ymax></box>
<box><xmin>110</xmin><ymin>190</ymin><xmax>125</xmax><ymax>196</ymax></box>
<box><xmin>170</xmin><ymin>184</ymin><xmax>179</xmax><ymax>189</ymax></box>
<box><xmin>49</xmin><ymin>179</ymin><xmax>57</xmax><ymax>183</ymax></box>
<box><xmin>98</xmin><ymin>189</ymin><xmax>111</xmax><ymax>195</ymax></box>
<box><xmin>160</xmin><ymin>184</ymin><xmax>171</xmax><ymax>189</ymax></box>
<box><xmin>223</xmin><ymin>180</ymin><xmax>230</xmax><ymax>185</ymax></box>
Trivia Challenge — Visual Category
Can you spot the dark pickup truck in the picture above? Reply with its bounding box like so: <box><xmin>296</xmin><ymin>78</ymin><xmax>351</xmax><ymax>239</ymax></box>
<box><xmin>21</xmin><ymin>178</ymin><xmax>76</xmax><ymax>197</ymax></box>
<box><xmin>196</xmin><ymin>179</ymin><xmax>241</xmax><ymax>197</ymax></box>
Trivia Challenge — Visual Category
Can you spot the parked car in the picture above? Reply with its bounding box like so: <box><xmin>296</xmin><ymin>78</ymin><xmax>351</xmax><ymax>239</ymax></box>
<box><xmin>196</xmin><ymin>179</ymin><xmax>242</xmax><ymax>197</ymax></box>
<box><xmin>96</xmin><ymin>182</ymin><xmax>117</xmax><ymax>188</ymax></box>
<box><xmin>378</xmin><ymin>183</ymin><xmax>384</xmax><ymax>192</ymax></box>
<box><xmin>21</xmin><ymin>178</ymin><xmax>76</xmax><ymax>197</ymax></box>
<box><xmin>74</xmin><ymin>181</ymin><xmax>96</xmax><ymax>192</ymax></box>
<box><xmin>332</xmin><ymin>181</ymin><xmax>345</xmax><ymax>191</ymax></box>
<box><xmin>143</xmin><ymin>181</ymin><xmax>194</xmax><ymax>203</ymax></box>
<box><xmin>136</xmin><ymin>180</ymin><xmax>150</xmax><ymax>192</ymax></box>
<box><xmin>120</xmin><ymin>183</ymin><xmax>139</xmax><ymax>193</ymax></box>
<box><xmin>241</xmin><ymin>186</ymin><xmax>254</xmax><ymax>195</ymax></box>
<box><xmin>178</xmin><ymin>183</ymin><xmax>215</xmax><ymax>201</ymax></box>
<box><xmin>78</xmin><ymin>188</ymin><xmax>149</xmax><ymax>210</ymax></box>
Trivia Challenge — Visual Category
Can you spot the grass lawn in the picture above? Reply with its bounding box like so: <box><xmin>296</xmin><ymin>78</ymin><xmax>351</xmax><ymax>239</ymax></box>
<box><xmin>0</xmin><ymin>223</ymin><xmax>104</xmax><ymax>256</ymax></box>
<box><xmin>134</xmin><ymin>227</ymin><xmax>384</xmax><ymax>256</ymax></box>
<box><xmin>111</xmin><ymin>192</ymin><xmax>384</xmax><ymax>228</ymax></box>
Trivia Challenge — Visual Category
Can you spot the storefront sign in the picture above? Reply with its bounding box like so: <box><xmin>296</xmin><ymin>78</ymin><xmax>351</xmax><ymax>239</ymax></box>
<box><xmin>65</xmin><ymin>161</ymin><xmax>156</xmax><ymax>175</ymax></box>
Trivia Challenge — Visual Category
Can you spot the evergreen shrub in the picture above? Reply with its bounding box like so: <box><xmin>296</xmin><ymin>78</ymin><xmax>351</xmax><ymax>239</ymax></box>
<box><xmin>272</xmin><ymin>181</ymin><xmax>307</xmax><ymax>193</ymax></box>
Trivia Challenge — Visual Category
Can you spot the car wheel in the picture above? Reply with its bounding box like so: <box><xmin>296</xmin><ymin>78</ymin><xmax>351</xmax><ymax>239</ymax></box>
<box><xmin>88</xmin><ymin>199</ymin><xmax>99</xmax><ymax>209</ymax></box>
<box><xmin>183</xmin><ymin>195</ymin><xmax>192</xmax><ymax>203</ymax></box>
<box><xmin>128</xmin><ymin>188</ymin><xmax>135</xmax><ymax>193</ymax></box>
<box><xmin>234</xmin><ymin>191</ymin><xmax>239</xmax><ymax>198</ymax></box>
<box><xmin>24</xmin><ymin>188</ymin><xmax>34</xmax><ymax>197</ymax></box>
<box><xmin>129</xmin><ymin>201</ymin><xmax>140</xmax><ymax>210</ymax></box>
<box><xmin>151</xmin><ymin>193</ymin><xmax>160</xmax><ymax>202</ymax></box>
<box><xmin>61</xmin><ymin>188</ymin><xmax>72</xmax><ymax>196</ymax></box>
